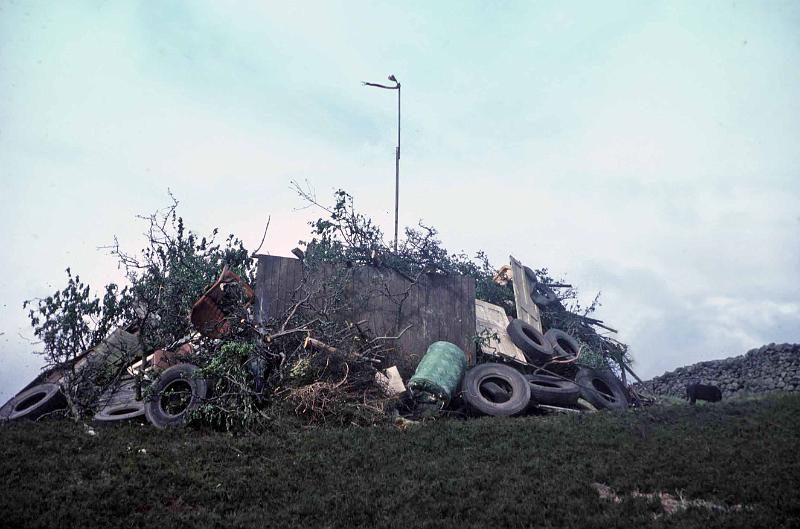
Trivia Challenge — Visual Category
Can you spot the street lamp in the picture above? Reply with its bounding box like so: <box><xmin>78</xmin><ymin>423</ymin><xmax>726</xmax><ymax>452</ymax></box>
<box><xmin>363</xmin><ymin>75</ymin><xmax>401</xmax><ymax>252</ymax></box>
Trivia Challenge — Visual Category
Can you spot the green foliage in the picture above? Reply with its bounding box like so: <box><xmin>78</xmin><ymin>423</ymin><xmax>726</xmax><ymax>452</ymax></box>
<box><xmin>24</xmin><ymin>268</ymin><xmax>130</xmax><ymax>365</ymax></box>
<box><xmin>298</xmin><ymin>186</ymin><xmax>516</xmax><ymax>314</ymax></box>
<box><xmin>22</xmin><ymin>269</ymin><xmax>133</xmax><ymax>415</ymax></box>
<box><xmin>22</xmin><ymin>195</ymin><xmax>255</xmax><ymax>419</ymax></box>
<box><xmin>298</xmin><ymin>186</ymin><xmax>631</xmax><ymax>376</ymax></box>
<box><xmin>194</xmin><ymin>340</ymin><xmax>267</xmax><ymax>432</ymax></box>
<box><xmin>2</xmin><ymin>394</ymin><xmax>799</xmax><ymax>528</ymax></box>
<box><xmin>109</xmin><ymin>196</ymin><xmax>254</xmax><ymax>353</ymax></box>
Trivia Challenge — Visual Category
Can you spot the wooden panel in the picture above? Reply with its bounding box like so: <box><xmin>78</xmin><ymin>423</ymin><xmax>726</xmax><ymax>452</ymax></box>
<box><xmin>255</xmin><ymin>255</ymin><xmax>476</xmax><ymax>378</ymax></box>
<box><xmin>475</xmin><ymin>299</ymin><xmax>526</xmax><ymax>362</ymax></box>
<box><xmin>509</xmin><ymin>255</ymin><xmax>543</xmax><ymax>333</ymax></box>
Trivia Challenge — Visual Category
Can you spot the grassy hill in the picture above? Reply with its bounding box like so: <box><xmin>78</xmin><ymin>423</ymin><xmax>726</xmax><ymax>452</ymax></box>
<box><xmin>1</xmin><ymin>394</ymin><xmax>799</xmax><ymax>528</ymax></box>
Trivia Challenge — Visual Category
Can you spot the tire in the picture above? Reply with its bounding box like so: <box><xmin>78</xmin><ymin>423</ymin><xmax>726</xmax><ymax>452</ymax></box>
<box><xmin>0</xmin><ymin>398</ymin><xmax>16</xmax><ymax>422</ymax></box>
<box><xmin>544</xmin><ymin>329</ymin><xmax>580</xmax><ymax>362</ymax></box>
<box><xmin>507</xmin><ymin>319</ymin><xmax>554</xmax><ymax>365</ymax></box>
<box><xmin>480</xmin><ymin>381</ymin><xmax>510</xmax><ymax>403</ymax></box>
<box><xmin>145</xmin><ymin>364</ymin><xmax>209</xmax><ymax>429</ymax></box>
<box><xmin>96</xmin><ymin>378</ymin><xmax>138</xmax><ymax>407</ymax></box>
<box><xmin>5</xmin><ymin>383</ymin><xmax>67</xmax><ymax>421</ymax></box>
<box><xmin>94</xmin><ymin>379</ymin><xmax>146</xmax><ymax>424</ymax></box>
<box><xmin>525</xmin><ymin>374</ymin><xmax>580</xmax><ymax>407</ymax></box>
<box><xmin>523</xmin><ymin>267</ymin><xmax>558</xmax><ymax>306</ymax></box>
<box><xmin>575</xmin><ymin>367</ymin><xmax>629</xmax><ymax>410</ymax></box>
<box><xmin>94</xmin><ymin>401</ymin><xmax>146</xmax><ymax>423</ymax></box>
<box><xmin>461</xmin><ymin>363</ymin><xmax>531</xmax><ymax>416</ymax></box>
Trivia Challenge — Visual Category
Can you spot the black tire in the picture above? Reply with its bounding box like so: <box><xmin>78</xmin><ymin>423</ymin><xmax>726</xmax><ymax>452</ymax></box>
<box><xmin>5</xmin><ymin>384</ymin><xmax>67</xmax><ymax>421</ymax></box>
<box><xmin>575</xmin><ymin>367</ymin><xmax>629</xmax><ymax>410</ymax></box>
<box><xmin>461</xmin><ymin>363</ymin><xmax>531</xmax><ymax>416</ymax></box>
<box><xmin>94</xmin><ymin>379</ymin><xmax>145</xmax><ymax>424</ymax></box>
<box><xmin>544</xmin><ymin>329</ymin><xmax>581</xmax><ymax>362</ymax></box>
<box><xmin>480</xmin><ymin>381</ymin><xmax>510</xmax><ymax>403</ymax></box>
<box><xmin>96</xmin><ymin>378</ymin><xmax>138</xmax><ymax>407</ymax></box>
<box><xmin>507</xmin><ymin>319</ymin><xmax>554</xmax><ymax>365</ymax></box>
<box><xmin>94</xmin><ymin>401</ymin><xmax>146</xmax><ymax>423</ymax></box>
<box><xmin>0</xmin><ymin>398</ymin><xmax>16</xmax><ymax>422</ymax></box>
<box><xmin>523</xmin><ymin>267</ymin><xmax>558</xmax><ymax>306</ymax></box>
<box><xmin>526</xmin><ymin>374</ymin><xmax>580</xmax><ymax>407</ymax></box>
<box><xmin>145</xmin><ymin>364</ymin><xmax>208</xmax><ymax>429</ymax></box>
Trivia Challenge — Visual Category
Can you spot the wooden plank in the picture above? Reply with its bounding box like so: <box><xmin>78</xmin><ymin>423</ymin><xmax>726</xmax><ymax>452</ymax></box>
<box><xmin>462</xmin><ymin>276</ymin><xmax>477</xmax><ymax>365</ymax></box>
<box><xmin>254</xmin><ymin>255</ymin><xmax>277</xmax><ymax>323</ymax></box>
<box><xmin>255</xmin><ymin>255</ymin><xmax>476</xmax><ymax>376</ymax></box>
<box><xmin>509</xmin><ymin>255</ymin><xmax>543</xmax><ymax>333</ymax></box>
<box><xmin>475</xmin><ymin>299</ymin><xmax>526</xmax><ymax>362</ymax></box>
<box><xmin>253</xmin><ymin>256</ymin><xmax>268</xmax><ymax>322</ymax></box>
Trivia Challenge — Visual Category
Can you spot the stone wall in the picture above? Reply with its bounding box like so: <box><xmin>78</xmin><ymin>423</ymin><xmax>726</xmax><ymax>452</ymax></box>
<box><xmin>636</xmin><ymin>343</ymin><xmax>800</xmax><ymax>399</ymax></box>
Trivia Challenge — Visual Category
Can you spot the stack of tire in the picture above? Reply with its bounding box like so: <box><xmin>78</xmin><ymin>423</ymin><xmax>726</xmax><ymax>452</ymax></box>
<box><xmin>461</xmin><ymin>318</ymin><xmax>629</xmax><ymax>416</ymax></box>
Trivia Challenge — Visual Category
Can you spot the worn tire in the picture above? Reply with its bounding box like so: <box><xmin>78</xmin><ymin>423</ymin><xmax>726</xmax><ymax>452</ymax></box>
<box><xmin>94</xmin><ymin>379</ymin><xmax>145</xmax><ymax>423</ymax></box>
<box><xmin>4</xmin><ymin>383</ymin><xmax>67</xmax><ymax>421</ymax></box>
<box><xmin>575</xmin><ymin>367</ymin><xmax>629</xmax><ymax>410</ymax></box>
<box><xmin>544</xmin><ymin>329</ymin><xmax>581</xmax><ymax>362</ymax></box>
<box><xmin>0</xmin><ymin>398</ymin><xmax>16</xmax><ymax>422</ymax></box>
<box><xmin>523</xmin><ymin>267</ymin><xmax>558</xmax><ymax>306</ymax></box>
<box><xmin>507</xmin><ymin>319</ymin><xmax>554</xmax><ymax>365</ymax></box>
<box><xmin>480</xmin><ymin>381</ymin><xmax>510</xmax><ymax>403</ymax></box>
<box><xmin>526</xmin><ymin>374</ymin><xmax>580</xmax><ymax>407</ymax></box>
<box><xmin>462</xmin><ymin>363</ymin><xmax>531</xmax><ymax>416</ymax></box>
<box><xmin>94</xmin><ymin>401</ymin><xmax>146</xmax><ymax>423</ymax></box>
<box><xmin>96</xmin><ymin>378</ymin><xmax>137</xmax><ymax>407</ymax></box>
<box><xmin>145</xmin><ymin>364</ymin><xmax>208</xmax><ymax>429</ymax></box>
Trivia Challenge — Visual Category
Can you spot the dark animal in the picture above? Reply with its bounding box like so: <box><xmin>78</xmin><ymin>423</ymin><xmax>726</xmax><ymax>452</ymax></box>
<box><xmin>686</xmin><ymin>383</ymin><xmax>722</xmax><ymax>404</ymax></box>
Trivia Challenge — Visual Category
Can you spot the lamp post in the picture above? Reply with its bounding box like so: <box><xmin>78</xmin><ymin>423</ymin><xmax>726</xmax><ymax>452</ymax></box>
<box><xmin>363</xmin><ymin>75</ymin><xmax>401</xmax><ymax>253</ymax></box>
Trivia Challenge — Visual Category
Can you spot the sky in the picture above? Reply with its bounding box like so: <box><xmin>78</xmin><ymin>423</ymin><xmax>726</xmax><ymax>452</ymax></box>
<box><xmin>1</xmin><ymin>0</ymin><xmax>798</xmax><ymax>402</ymax></box>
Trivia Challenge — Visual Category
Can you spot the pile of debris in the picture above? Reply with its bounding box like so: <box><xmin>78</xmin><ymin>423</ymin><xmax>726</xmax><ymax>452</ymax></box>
<box><xmin>1</xmin><ymin>251</ymin><xmax>646</xmax><ymax>429</ymax></box>
<box><xmin>406</xmin><ymin>254</ymin><xmax>647</xmax><ymax>418</ymax></box>
<box><xmin>1</xmin><ymin>190</ymin><xmax>648</xmax><ymax>429</ymax></box>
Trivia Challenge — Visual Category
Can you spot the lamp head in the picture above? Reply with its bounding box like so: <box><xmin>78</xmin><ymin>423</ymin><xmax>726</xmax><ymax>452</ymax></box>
<box><xmin>388</xmin><ymin>75</ymin><xmax>397</xmax><ymax>83</ymax></box>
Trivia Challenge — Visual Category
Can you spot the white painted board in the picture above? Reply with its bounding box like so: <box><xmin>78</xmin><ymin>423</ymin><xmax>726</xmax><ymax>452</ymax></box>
<box><xmin>475</xmin><ymin>299</ymin><xmax>527</xmax><ymax>362</ymax></box>
<box><xmin>509</xmin><ymin>255</ymin><xmax>543</xmax><ymax>333</ymax></box>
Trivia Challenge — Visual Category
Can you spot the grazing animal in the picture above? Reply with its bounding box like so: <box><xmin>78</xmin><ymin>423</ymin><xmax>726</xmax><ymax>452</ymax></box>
<box><xmin>686</xmin><ymin>383</ymin><xmax>722</xmax><ymax>404</ymax></box>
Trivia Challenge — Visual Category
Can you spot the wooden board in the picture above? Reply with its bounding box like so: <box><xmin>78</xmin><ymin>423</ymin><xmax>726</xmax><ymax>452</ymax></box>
<box><xmin>509</xmin><ymin>255</ymin><xmax>543</xmax><ymax>333</ymax></box>
<box><xmin>254</xmin><ymin>255</ymin><xmax>476</xmax><ymax>378</ymax></box>
<box><xmin>475</xmin><ymin>299</ymin><xmax>527</xmax><ymax>362</ymax></box>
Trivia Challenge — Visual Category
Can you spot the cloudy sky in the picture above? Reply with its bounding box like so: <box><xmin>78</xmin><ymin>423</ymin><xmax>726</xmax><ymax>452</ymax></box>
<box><xmin>1</xmin><ymin>0</ymin><xmax>798</xmax><ymax>402</ymax></box>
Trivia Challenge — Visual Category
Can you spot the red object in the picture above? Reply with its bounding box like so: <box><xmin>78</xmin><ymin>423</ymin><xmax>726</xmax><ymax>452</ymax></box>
<box><xmin>190</xmin><ymin>267</ymin><xmax>255</xmax><ymax>338</ymax></box>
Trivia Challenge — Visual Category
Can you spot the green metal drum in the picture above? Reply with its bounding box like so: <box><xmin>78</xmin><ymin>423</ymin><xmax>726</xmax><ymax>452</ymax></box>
<box><xmin>408</xmin><ymin>341</ymin><xmax>468</xmax><ymax>402</ymax></box>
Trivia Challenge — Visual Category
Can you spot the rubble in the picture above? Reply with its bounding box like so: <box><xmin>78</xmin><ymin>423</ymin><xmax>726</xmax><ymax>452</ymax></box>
<box><xmin>3</xmin><ymin>190</ymin><xmax>644</xmax><ymax>429</ymax></box>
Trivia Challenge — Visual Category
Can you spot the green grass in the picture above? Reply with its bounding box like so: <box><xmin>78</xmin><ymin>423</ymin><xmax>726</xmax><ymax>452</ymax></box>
<box><xmin>2</xmin><ymin>394</ymin><xmax>799</xmax><ymax>529</ymax></box>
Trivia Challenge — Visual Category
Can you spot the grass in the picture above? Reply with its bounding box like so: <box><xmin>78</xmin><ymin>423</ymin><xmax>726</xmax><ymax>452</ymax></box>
<box><xmin>1</xmin><ymin>394</ymin><xmax>799</xmax><ymax>528</ymax></box>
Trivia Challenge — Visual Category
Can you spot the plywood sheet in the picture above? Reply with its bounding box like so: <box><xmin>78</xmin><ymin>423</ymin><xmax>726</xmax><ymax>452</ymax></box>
<box><xmin>254</xmin><ymin>255</ymin><xmax>476</xmax><ymax>378</ymax></box>
<box><xmin>509</xmin><ymin>255</ymin><xmax>543</xmax><ymax>333</ymax></box>
<box><xmin>475</xmin><ymin>299</ymin><xmax>526</xmax><ymax>362</ymax></box>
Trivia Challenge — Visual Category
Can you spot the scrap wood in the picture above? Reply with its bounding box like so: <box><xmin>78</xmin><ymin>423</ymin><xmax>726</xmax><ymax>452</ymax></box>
<box><xmin>303</xmin><ymin>336</ymin><xmax>381</xmax><ymax>364</ymax></box>
<box><xmin>375</xmin><ymin>366</ymin><xmax>406</xmax><ymax>396</ymax></box>
<box><xmin>493</xmin><ymin>265</ymin><xmax>512</xmax><ymax>286</ymax></box>
<box><xmin>304</xmin><ymin>336</ymin><xmax>337</xmax><ymax>355</ymax></box>
<box><xmin>537</xmin><ymin>404</ymin><xmax>581</xmax><ymax>414</ymax></box>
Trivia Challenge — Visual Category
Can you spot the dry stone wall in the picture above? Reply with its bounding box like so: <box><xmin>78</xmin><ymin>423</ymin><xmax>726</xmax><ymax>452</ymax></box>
<box><xmin>638</xmin><ymin>343</ymin><xmax>800</xmax><ymax>399</ymax></box>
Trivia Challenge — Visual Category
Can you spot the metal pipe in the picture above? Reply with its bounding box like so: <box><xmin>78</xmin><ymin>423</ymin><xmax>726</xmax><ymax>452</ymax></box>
<box><xmin>394</xmin><ymin>83</ymin><xmax>400</xmax><ymax>252</ymax></box>
<box><xmin>362</xmin><ymin>75</ymin><xmax>401</xmax><ymax>253</ymax></box>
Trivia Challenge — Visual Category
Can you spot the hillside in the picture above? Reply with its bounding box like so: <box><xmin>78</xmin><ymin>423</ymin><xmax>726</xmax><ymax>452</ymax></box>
<box><xmin>2</xmin><ymin>394</ymin><xmax>799</xmax><ymax>528</ymax></box>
